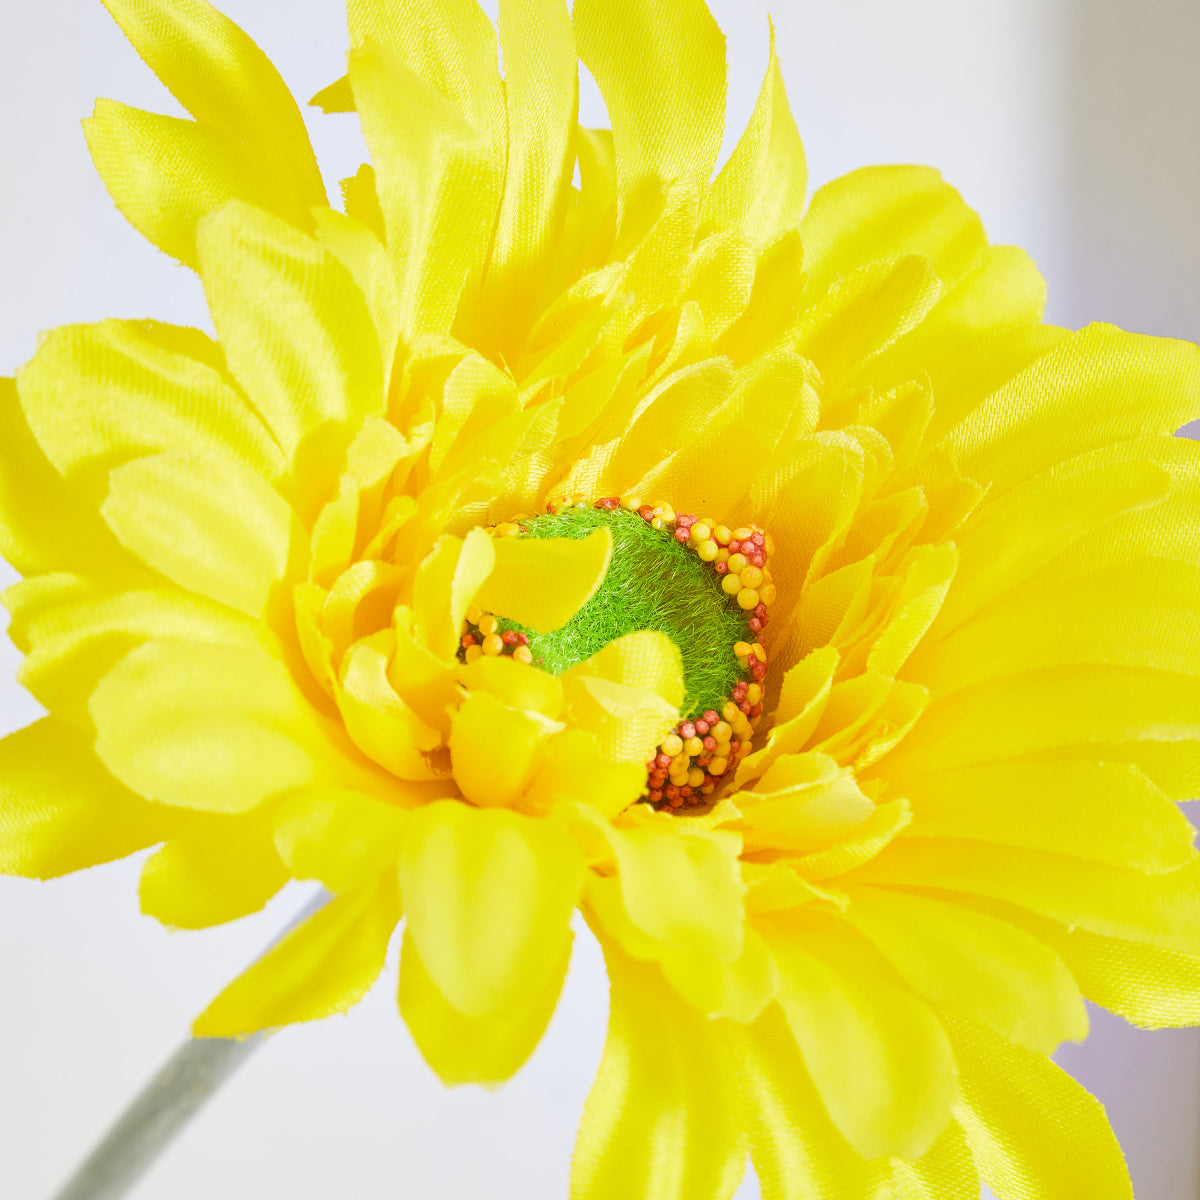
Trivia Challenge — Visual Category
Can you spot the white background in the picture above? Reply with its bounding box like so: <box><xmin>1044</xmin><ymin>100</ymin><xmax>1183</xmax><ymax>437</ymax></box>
<box><xmin>3</xmin><ymin>1</ymin><xmax>1200</xmax><ymax>1197</ymax></box>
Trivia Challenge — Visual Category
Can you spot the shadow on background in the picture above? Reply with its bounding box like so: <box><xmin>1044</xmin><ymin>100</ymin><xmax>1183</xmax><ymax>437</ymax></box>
<box><xmin>1055</xmin><ymin>4</ymin><xmax>1200</xmax><ymax>1196</ymax></box>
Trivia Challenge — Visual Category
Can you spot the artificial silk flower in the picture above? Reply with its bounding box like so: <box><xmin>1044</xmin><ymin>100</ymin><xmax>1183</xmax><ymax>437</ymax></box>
<box><xmin>3</xmin><ymin>0</ymin><xmax>1200</xmax><ymax>1196</ymax></box>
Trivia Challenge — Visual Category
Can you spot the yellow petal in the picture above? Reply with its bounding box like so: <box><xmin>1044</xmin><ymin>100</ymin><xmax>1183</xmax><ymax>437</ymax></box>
<box><xmin>843</xmin><ymin>885</ymin><xmax>1087</xmax><ymax>1054</ymax></box>
<box><xmin>922</xmin><ymin>451</ymin><xmax>1170</xmax><ymax>639</ymax></box>
<box><xmin>0</xmin><ymin>718</ymin><xmax>178</xmax><ymax>878</ymax></box>
<box><xmin>521</xmin><ymin>730</ymin><xmax>645</xmax><ymax>820</ymax></box>
<box><xmin>851</xmin><ymin>838</ymin><xmax>1200</xmax><ymax>956</ymax></box>
<box><xmin>11</xmin><ymin>575</ymin><xmax>264</xmax><ymax>728</ymax></box>
<box><xmin>704</xmin><ymin>24</ymin><xmax>806</xmax><ymax>248</ymax></box>
<box><xmin>946</xmin><ymin>323</ymin><xmax>1200</xmax><ymax>491</ymax></box>
<box><xmin>735</xmin><ymin>752</ymin><xmax>874</xmax><ymax>855</ymax></box>
<box><xmin>472</xmin><ymin>0</ymin><xmax>578</xmax><ymax>360</ymax></box>
<box><xmin>398</xmin><ymin>801</ymin><xmax>584</xmax><ymax>1016</ymax></box>
<box><xmin>195</xmin><ymin>201</ymin><xmax>384</xmax><ymax>511</ymax></box>
<box><xmin>886</xmin><ymin>664</ymin><xmax>1200</xmax><ymax>785</ymax></box>
<box><xmin>449</xmin><ymin>689</ymin><xmax>561</xmax><ymax>808</ymax></box>
<box><xmin>16</xmin><ymin>319</ymin><xmax>283</xmax><ymax>484</ymax></box>
<box><xmin>574</xmin><ymin>0</ymin><xmax>725</xmax><ymax>237</ymax></box>
<box><xmin>337</xmin><ymin>633</ymin><xmax>444</xmax><ymax>780</ymax></box>
<box><xmin>790</xmin><ymin>798</ymin><xmax>912</xmax><ymax>882</ymax></box>
<box><xmin>760</xmin><ymin>908</ymin><xmax>958</xmax><ymax>1160</ymax></box>
<box><xmin>193</xmin><ymin>875</ymin><xmax>401</xmax><ymax>1037</ymax></box>
<box><xmin>274</xmin><ymin>787</ymin><xmax>408</xmax><ymax>895</ymax></box>
<box><xmin>948</xmin><ymin>1018</ymin><xmax>1133</xmax><ymax>1200</ymax></box>
<box><xmin>83</xmin><ymin>100</ymin><xmax>311</xmax><ymax>270</ymax></box>
<box><xmin>0</xmin><ymin>379</ymin><xmax>135</xmax><ymax>575</ymax></box>
<box><xmin>570</xmin><ymin>943</ymin><xmax>746</xmax><ymax>1200</ymax></box>
<box><xmin>798</xmin><ymin>256</ymin><xmax>943</xmax><ymax>394</ymax></box>
<box><xmin>91</xmin><ymin>639</ymin><xmax>391</xmax><ymax>812</ymax></box>
<box><xmin>100</xmin><ymin>450</ymin><xmax>302</xmax><ymax>621</ymax></box>
<box><xmin>398</xmin><ymin>924</ymin><xmax>571</xmax><ymax>1085</ymax></box>
<box><xmin>140</xmin><ymin>809</ymin><xmax>289</xmax><ymax>929</ymax></box>
<box><xmin>660</xmin><ymin>924</ymin><xmax>778</xmax><ymax>1023</ymax></box>
<box><xmin>473</xmin><ymin>526</ymin><xmax>613</xmax><ymax>632</ymax></box>
<box><xmin>733</xmin><ymin>646</ymin><xmax>838</xmax><ymax>788</ymax></box>
<box><xmin>581</xmin><ymin>807</ymin><xmax>744</xmax><ymax>961</ymax></box>
<box><xmin>995</xmin><ymin>906</ymin><xmax>1200</xmax><ymax>1032</ymax></box>
<box><xmin>347</xmin><ymin>0</ymin><xmax>506</xmax><ymax>155</ymax></box>
<box><xmin>902</xmin><ymin>760</ymin><xmax>1196</xmax><ymax>874</ymax></box>
<box><xmin>457</xmin><ymin>653</ymin><xmax>565</xmax><ymax>721</ymax></box>
<box><xmin>99</xmin><ymin>0</ymin><xmax>325</xmax><ymax>234</ymax></box>
<box><xmin>348</xmin><ymin>41</ymin><xmax>502</xmax><ymax>338</ymax></box>
<box><xmin>561</xmin><ymin>630</ymin><xmax>683</xmax><ymax>764</ymax></box>
<box><xmin>801</xmin><ymin>165</ymin><xmax>985</xmax><ymax>301</ymax></box>
<box><xmin>733</xmin><ymin>1006</ymin><xmax>978</xmax><ymax>1200</ymax></box>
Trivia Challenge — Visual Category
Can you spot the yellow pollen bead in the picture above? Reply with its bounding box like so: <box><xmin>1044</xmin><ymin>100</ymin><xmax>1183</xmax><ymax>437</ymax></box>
<box><xmin>715</xmin><ymin>547</ymin><xmax>730</xmax><ymax>564</ymax></box>
<box><xmin>728</xmin><ymin>552</ymin><xmax>749</xmax><ymax>573</ymax></box>
<box><xmin>700</xmin><ymin>516</ymin><xmax>717</xmax><ymax>531</ymax></box>
<box><xmin>696</xmin><ymin>538</ymin><xmax>719</xmax><ymax>562</ymax></box>
<box><xmin>687</xmin><ymin>767</ymin><xmax>705</xmax><ymax>787</ymax></box>
<box><xmin>669</xmin><ymin>770</ymin><xmax>689</xmax><ymax>785</ymax></box>
<box><xmin>465</xmin><ymin>605</ymin><xmax>482</xmax><ymax>625</ymax></box>
<box><xmin>764</xmin><ymin>533</ymin><xmax>775</xmax><ymax>555</ymax></box>
<box><xmin>722</xmin><ymin>701</ymin><xmax>740</xmax><ymax>722</ymax></box>
<box><xmin>713</xmin><ymin>525</ymin><xmax>731</xmax><ymax>544</ymax></box>
<box><xmin>701</xmin><ymin>783</ymin><xmax>716</xmax><ymax>795</ymax></box>
<box><xmin>709</xmin><ymin>756</ymin><xmax>729</xmax><ymax>775</ymax></box>
<box><xmin>482</xmin><ymin>633</ymin><xmax>504</xmax><ymax>656</ymax></box>
<box><xmin>622</xmin><ymin>495</ymin><xmax>642</xmax><ymax>511</ymax></box>
<box><xmin>478</xmin><ymin>613</ymin><xmax>498</xmax><ymax>636</ymax></box>
<box><xmin>734</xmin><ymin>642</ymin><xmax>751</xmax><ymax>658</ymax></box>
<box><xmin>714</xmin><ymin>741</ymin><xmax>731</xmax><ymax>759</ymax></box>
<box><xmin>662</xmin><ymin>734</ymin><xmax>684</xmax><ymax>757</ymax></box>
<box><xmin>493</xmin><ymin>522</ymin><xmax>518</xmax><ymax>537</ymax></box>
<box><xmin>464</xmin><ymin>644</ymin><xmax>483</xmax><ymax>663</ymax></box>
<box><xmin>747</xmin><ymin>683</ymin><xmax>762</xmax><ymax>704</ymax></box>
<box><xmin>737</xmin><ymin>741</ymin><xmax>753</xmax><ymax>757</ymax></box>
<box><xmin>751</xmin><ymin>643</ymin><xmax>767</xmax><ymax>663</ymax></box>
<box><xmin>713</xmin><ymin>721</ymin><xmax>732</xmax><ymax>741</ymax></box>
<box><xmin>734</xmin><ymin>526</ymin><xmax>753</xmax><ymax>541</ymax></box>
<box><xmin>737</xmin><ymin>587</ymin><xmax>760</xmax><ymax>610</ymax></box>
<box><xmin>722</xmin><ymin>573</ymin><xmax>742</xmax><ymax>596</ymax></box>
<box><xmin>513</xmin><ymin>645</ymin><xmax>533</xmax><ymax>664</ymax></box>
<box><xmin>670</xmin><ymin>753</ymin><xmax>690</xmax><ymax>773</ymax></box>
<box><xmin>689</xmin><ymin>522</ymin><xmax>712</xmax><ymax>542</ymax></box>
<box><xmin>650</xmin><ymin>516</ymin><xmax>666</xmax><ymax>530</ymax></box>
<box><xmin>684</xmin><ymin>736</ymin><xmax>704</xmax><ymax>756</ymax></box>
<box><xmin>739</xmin><ymin>565</ymin><xmax>764</xmax><ymax>589</ymax></box>
<box><xmin>760</xmin><ymin>582</ymin><xmax>777</xmax><ymax>606</ymax></box>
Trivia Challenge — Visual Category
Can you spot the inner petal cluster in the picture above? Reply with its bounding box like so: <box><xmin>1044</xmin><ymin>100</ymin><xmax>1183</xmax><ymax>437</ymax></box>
<box><xmin>462</xmin><ymin>496</ymin><xmax>775</xmax><ymax>810</ymax></box>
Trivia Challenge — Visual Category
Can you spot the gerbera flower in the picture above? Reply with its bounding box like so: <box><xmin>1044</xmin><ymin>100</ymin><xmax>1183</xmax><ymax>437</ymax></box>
<box><xmin>3</xmin><ymin>0</ymin><xmax>1199</xmax><ymax>1196</ymax></box>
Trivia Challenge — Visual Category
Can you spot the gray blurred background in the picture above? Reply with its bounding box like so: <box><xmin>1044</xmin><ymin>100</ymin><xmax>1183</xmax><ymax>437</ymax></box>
<box><xmin>2</xmin><ymin>1</ymin><xmax>1199</xmax><ymax>1196</ymax></box>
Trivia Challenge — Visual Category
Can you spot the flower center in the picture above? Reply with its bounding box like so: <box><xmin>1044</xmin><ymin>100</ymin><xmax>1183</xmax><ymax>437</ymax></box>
<box><xmin>459</xmin><ymin>495</ymin><xmax>775</xmax><ymax>811</ymax></box>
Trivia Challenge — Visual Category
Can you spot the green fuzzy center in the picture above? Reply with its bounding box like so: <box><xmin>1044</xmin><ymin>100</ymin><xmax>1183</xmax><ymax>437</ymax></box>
<box><xmin>499</xmin><ymin>506</ymin><xmax>749</xmax><ymax>719</ymax></box>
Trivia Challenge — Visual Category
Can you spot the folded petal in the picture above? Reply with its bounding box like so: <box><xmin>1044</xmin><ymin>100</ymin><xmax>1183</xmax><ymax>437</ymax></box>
<box><xmin>398</xmin><ymin>924</ymin><xmax>571</xmax><ymax>1085</ymax></box>
<box><xmin>192</xmin><ymin>876</ymin><xmax>401</xmax><ymax>1037</ymax></box>
<box><xmin>0</xmin><ymin>718</ymin><xmax>178</xmax><ymax>878</ymax></box>
<box><xmin>398</xmin><ymin>801</ymin><xmax>584</xmax><ymax>1017</ymax></box>
<box><xmin>473</xmin><ymin>526</ymin><xmax>613</xmax><ymax>632</ymax></box>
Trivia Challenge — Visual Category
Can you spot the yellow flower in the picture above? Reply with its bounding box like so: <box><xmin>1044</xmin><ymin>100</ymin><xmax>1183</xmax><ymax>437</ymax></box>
<box><xmin>3</xmin><ymin>0</ymin><xmax>1200</xmax><ymax>1197</ymax></box>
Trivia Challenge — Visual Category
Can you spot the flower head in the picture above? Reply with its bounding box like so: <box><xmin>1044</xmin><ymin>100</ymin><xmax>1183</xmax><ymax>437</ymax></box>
<box><xmin>4</xmin><ymin>0</ymin><xmax>1200</xmax><ymax>1196</ymax></box>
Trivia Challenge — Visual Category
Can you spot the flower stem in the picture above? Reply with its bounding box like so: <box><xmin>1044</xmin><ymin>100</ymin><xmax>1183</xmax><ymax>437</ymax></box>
<box><xmin>49</xmin><ymin>887</ymin><xmax>331</xmax><ymax>1200</ymax></box>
